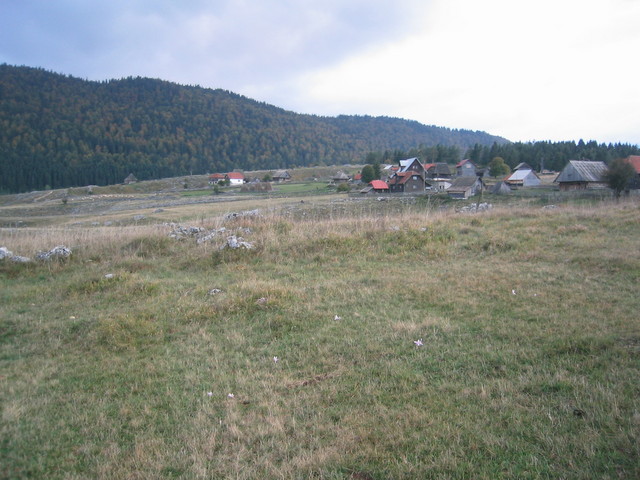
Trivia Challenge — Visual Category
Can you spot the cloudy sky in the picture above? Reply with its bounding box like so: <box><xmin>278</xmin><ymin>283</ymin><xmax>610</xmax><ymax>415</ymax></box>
<box><xmin>1</xmin><ymin>0</ymin><xmax>639</xmax><ymax>145</ymax></box>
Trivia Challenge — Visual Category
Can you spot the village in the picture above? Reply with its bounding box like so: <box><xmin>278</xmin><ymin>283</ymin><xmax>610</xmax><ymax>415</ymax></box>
<box><xmin>203</xmin><ymin>155</ymin><xmax>640</xmax><ymax>200</ymax></box>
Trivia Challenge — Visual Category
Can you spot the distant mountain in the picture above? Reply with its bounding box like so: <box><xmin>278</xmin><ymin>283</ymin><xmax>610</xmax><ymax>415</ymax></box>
<box><xmin>0</xmin><ymin>64</ymin><xmax>507</xmax><ymax>192</ymax></box>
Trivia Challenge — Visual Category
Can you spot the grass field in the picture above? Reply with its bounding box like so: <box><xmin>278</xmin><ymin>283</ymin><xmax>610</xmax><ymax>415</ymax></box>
<box><xmin>1</xmin><ymin>193</ymin><xmax>639</xmax><ymax>479</ymax></box>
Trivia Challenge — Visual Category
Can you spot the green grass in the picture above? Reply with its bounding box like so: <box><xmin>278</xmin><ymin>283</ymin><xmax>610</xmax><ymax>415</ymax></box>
<box><xmin>1</xmin><ymin>200</ymin><xmax>639</xmax><ymax>479</ymax></box>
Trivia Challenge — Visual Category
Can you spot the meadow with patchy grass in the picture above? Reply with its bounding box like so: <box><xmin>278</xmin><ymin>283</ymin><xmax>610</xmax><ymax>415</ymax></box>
<box><xmin>1</xmin><ymin>193</ymin><xmax>639</xmax><ymax>479</ymax></box>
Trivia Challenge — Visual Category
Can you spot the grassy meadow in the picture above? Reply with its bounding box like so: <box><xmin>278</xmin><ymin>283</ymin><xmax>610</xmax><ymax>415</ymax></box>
<box><xmin>1</xmin><ymin>192</ymin><xmax>639</xmax><ymax>479</ymax></box>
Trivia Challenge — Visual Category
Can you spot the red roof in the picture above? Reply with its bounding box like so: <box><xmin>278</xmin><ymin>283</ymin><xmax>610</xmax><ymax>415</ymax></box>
<box><xmin>209</xmin><ymin>173</ymin><xmax>225</xmax><ymax>179</ymax></box>
<box><xmin>624</xmin><ymin>155</ymin><xmax>640</xmax><ymax>174</ymax></box>
<box><xmin>369</xmin><ymin>180</ymin><xmax>389</xmax><ymax>190</ymax></box>
<box><xmin>354</xmin><ymin>173</ymin><xmax>362</xmax><ymax>180</ymax></box>
<box><xmin>226</xmin><ymin>172</ymin><xmax>245</xmax><ymax>179</ymax></box>
<box><xmin>456</xmin><ymin>159</ymin><xmax>473</xmax><ymax>167</ymax></box>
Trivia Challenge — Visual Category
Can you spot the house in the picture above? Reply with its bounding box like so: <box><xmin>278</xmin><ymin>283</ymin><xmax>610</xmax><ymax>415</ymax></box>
<box><xmin>124</xmin><ymin>173</ymin><xmax>137</xmax><ymax>184</ymax></box>
<box><xmin>456</xmin><ymin>159</ymin><xmax>477</xmax><ymax>177</ymax></box>
<box><xmin>332</xmin><ymin>171</ymin><xmax>350</xmax><ymax>183</ymax></box>
<box><xmin>208</xmin><ymin>173</ymin><xmax>225</xmax><ymax>184</ymax></box>
<box><xmin>425</xmin><ymin>162</ymin><xmax>453</xmax><ymax>179</ymax></box>
<box><xmin>622</xmin><ymin>155</ymin><xmax>640</xmax><ymax>190</ymax></box>
<box><xmin>272</xmin><ymin>170</ymin><xmax>291</xmax><ymax>182</ymax></box>
<box><xmin>447</xmin><ymin>176</ymin><xmax>483</xmax><ymax>199</ymax></box>
<box><xmin>398</xmin><ymin>157</ymin><xmax>425</xmax><ymax>174</ymax></box>
<box><xmin>360</xmin><ymin>180</ymin><xmax>389</xmax><ymax>194</ymax></box>
<box><xmin>555</xmin><ymin>160</ymin><xmax>608</xmax><ymax>191</ymax></box>
<box><xmin>388</xmin><ymin>171</ymin><xmax>425</xmax><ymax>193</ymax></box>
<box><xmin>353</xmin><ymin>173</ymin><xmax>363</xmax><ymax>184</ymax></box>
<box><xmin>504</xmin><ymin>168</ymin><xmax>541</xmax><ymax>187</ymax></box>
<box><xmin>387</xmin><ymin>158</ymin><xmax>426</xmax><ymax>193</ymax></box>
<box><xmin>225</xmin><ymin>172</ymin><xmax>245</xmax><ymax>186</ymax></box>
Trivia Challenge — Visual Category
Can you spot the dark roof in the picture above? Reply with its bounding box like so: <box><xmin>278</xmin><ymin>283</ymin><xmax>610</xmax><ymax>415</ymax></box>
<box><xmin>556</xmin><ymin>160</ymin><xmax>607</xmax><ymax>183</ymax></box>
<box><xmin>447</xmin><ymin>176</ymin><xmax>479</xmax><ymax>192</ymax></box>
<box><xmin>427</xmin><ymin>163</ymin><xmax>452</xmax><ymax>176</ymax></box>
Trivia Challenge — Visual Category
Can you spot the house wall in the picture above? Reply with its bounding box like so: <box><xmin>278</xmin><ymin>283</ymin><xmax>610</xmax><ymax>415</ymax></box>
<box><xmin>457</xmin><ymin>163</ymin><xmax>476</xmax><ymax>177</ymax></box>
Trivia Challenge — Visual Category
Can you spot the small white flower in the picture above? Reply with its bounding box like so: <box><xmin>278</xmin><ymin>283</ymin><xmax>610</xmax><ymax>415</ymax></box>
<box><xmin>104</xmin><ymin>273</ymin><xmax>114</xmax><ymax>279</ymax></box>
<box><xmin>227</xmin><ymin>393</ymin><xmax>234</xmax><ymax>398</ymax></box>
<box><xmin>512</xmin><ymin>289</ymin><xmax>517</xmax><ymax>295</ymax></box>
<box><xmin>334</xmin><ymin>315</ymin><xmax>342</xmax><ymax>321</ymax></box>
<box><xmin>414</xmin><ymin>339</ymin><xmax>423</xmax><ymax>347</ymax></box>
<box><xmin>207</xmin><ymin>391</ymin><xmax>213</xmax><ymax>397</ymax></box>
<box><xmin>273</xmin><ymin>356</ymin><xmax>278</xmax><ymax>363</ymax></box>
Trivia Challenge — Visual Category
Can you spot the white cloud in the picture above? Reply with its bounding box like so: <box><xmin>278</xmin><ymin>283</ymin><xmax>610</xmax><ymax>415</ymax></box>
<box><xmin>290</xmin><ymin>0</ymin><xmax>640</xmax><ymax>143</ymax></box>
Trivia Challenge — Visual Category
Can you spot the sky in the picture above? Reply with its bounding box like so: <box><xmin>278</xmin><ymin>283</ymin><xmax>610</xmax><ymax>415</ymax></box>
<box><xmin>1</xmin><ymin>0</ymin><xmax>639</xmax><ymax>145</ymax></box>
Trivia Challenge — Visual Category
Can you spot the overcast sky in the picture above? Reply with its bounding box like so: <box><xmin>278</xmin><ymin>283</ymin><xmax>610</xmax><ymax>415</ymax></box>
<box><xmin>1</xmin><ymin>0</ymin><xmax>639</xmax><ymax>145</ymax></box>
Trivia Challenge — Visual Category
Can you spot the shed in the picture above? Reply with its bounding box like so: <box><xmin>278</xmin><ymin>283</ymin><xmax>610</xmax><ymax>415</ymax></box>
<box><xmin>124</xmin><ymin>173</ymin><xmax>137</xmax><ymax>184</ymax></box>
<box><xmin>332</xmin><ymin>171</ymin><xmax>350</xmax><ymax>183</ymax></box>
<box><xmin>447</xmin><ymin>176</ymin><xmax>482</xmax><ymax>199</ymax></box>
<box><xmin>505</xmin><ymin>169</ymin><xmax>541</xmax><ymax>187</ymax></box>
<box><xmin>555</xmin><ymin>160</ymin><xmax>608</xmax><ymax>191</ymax></box>
<box><xmin>623</xmin><ymin>155</ymin><xmax>640</xmax><ymax>189</ymax></box>
<box><xmin>491</xmin><ymin>181</ymin><xmax>512</xmax><ymax>195</ymax></box>
<box><xmin>272</xmin><ymin>170</ymin><xmax>291</xmax><ymax>182</ymax></box>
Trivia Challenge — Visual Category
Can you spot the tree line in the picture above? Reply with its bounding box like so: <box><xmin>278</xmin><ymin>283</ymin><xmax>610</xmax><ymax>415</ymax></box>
<box><xmin>0</xmin><ymin>65</ymin><xmax>504</xmax><ymax>193</ymax></box>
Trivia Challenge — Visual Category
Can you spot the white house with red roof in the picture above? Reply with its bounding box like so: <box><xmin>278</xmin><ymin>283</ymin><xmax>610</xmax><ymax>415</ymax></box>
<box><xmin>225</xmin><ymin>172</ymin><xmax>245</xmax><ymax>186</ymax></box>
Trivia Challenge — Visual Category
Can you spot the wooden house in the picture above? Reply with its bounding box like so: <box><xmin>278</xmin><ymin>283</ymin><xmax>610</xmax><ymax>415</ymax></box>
<box><xmin>387</xmin><ymin>158</ymin><xmax>426</xmax><ymax>193</ymax></box>
<box><xmin>124</xmin><ymin>173</ymin><xmax>137</xmax><ymax>184</ymax></box>
<box><xmin>456</xmin><ymin>159</ymin><xmax>477</xmax><ymax>177</ymax></box>
<box><xmin>360</xmin><ymin>180</ymin><xmax>389</xmax><ymax>194</ymax></box>
<box><xmin>555</xmin><ymin>160</ymin><xmax>607</xmax><ymax>191</ymax></box>
<box><xmin>505</xmin><ymin>168</ymin><xmax>541</xmax><ymax>187</ymax></box>
<box><xmin>272</xmin><ymin>170</ymin><xmax>291</xmax><ymax>182</ymax></box>
<box><xmin>447</xmin><ymin>176</ymin><xmax>483</xmax><ymax>199</ymax></box>
<box><xmin>332</xmin><ymin>171</ymin><xmax>350</xmax><ymax>183</ymax></box>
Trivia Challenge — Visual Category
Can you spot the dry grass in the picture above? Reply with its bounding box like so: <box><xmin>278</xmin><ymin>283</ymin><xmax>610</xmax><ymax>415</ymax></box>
<box><xmin>1</xmin><ymin>196</ymin><xmax>639</xmax><ymax>479</ymax></box>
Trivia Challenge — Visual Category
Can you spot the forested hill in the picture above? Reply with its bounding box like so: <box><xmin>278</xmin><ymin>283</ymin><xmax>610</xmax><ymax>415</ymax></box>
<box><xmin>0</xmin><ymin>64</ymin><xmax>506</xmax><ymax>193</ymax></box>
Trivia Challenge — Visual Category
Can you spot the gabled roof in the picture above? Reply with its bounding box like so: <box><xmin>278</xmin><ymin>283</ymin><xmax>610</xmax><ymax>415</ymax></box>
<box><xmin>332</xmin><ymin>171</ymin><xmax>350</xmax><ymax>180</ymax></box>
<box><xmin>398</xmin><ymin>157</ymin><xmax>422</xmax><ymax>172</ymax></box>
<box><xmin>514</xmin><ymin>162</ymin><xmax>533</xmax><ymax>171</ymax></box>
<box><xmin>209</xmin><ymin>173</ymin><xmax>225</xmax><ymax>179</ymax></box>
<box><xmin>624</xmin><ymin>155</ymin><xmax>640</xmax><ymax>174</ymax></box>
<box><xmin>427</xmin><ymin>163</ymin><xmax>452</xmax><ymax>176</ymax></box>
<box><xmin>226</xmin><ymin>172</ymin><xmax>245</xmax><ymax>180</ymax></box>
<box><xmin>456</xmin><ymin>159</ymin><xmax>475</xmax><ymax>168</ymax></box>
<box><xmin>506</xmin><ymin>169</ymin><xmax>540</xmax><ymax>182</ymax></box>
<box><xmin>369</xmin><ymin>180</ymin><xmax>389</xmax><ymax>190</ymax></box>
<box><xmin>273</xmin><ymin>169</ymin><xmax>290</xmax><ymax>178</ymax></box>
<box><xmin>389</xmin><ymin>171</ymin><xmax>423</xmax><ymax>185</ymax></box>
<box><xmin>447</xmin><ymin>176</ymin><xmax>479</xmax><ymax>192</ymax></box>
<box><xmin>556</xmin><ymin>160</ymin><xmax>607</xmax><ymax>183</ymax></box>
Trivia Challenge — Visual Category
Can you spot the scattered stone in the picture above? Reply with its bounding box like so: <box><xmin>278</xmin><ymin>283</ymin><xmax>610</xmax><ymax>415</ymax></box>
<box><xmin>221</xmin><ymin>235</ymin><xmax>254</xmax><ymax>250</ymax></box>
<box><xmin>459</xmin><ymin>202</ymin><xmax>493</xmax><ymax>213</ymax></box>
<box><xmin>224</xmin><ymin>209</ymin><xmax>261</xmax><ymax>220</ymax></box>
<box><xmin>133</xmin><ymin>214</ymin><xmax>146</xmax><ymax>221</ymax></box>
<box><xmin>104</xmin><ymin>273</ymin><xmax>115</xmax><ymax>279</ymax></box>
<box><xmin>35</xmin><ymin>245</ymin><xmax>72</xmax><ymax>261</ymax></box>
<box><xmin>542</xmin><ymin>204</ymin><xmax>558</xmax><ymax>210</ymax></box>
<box><xmin>0</xmin><ymin>247</ymin><xmax>32</xmax><ymax>263</ymax></box>
<box><xmin>256</xmin><ymin>297</ymin><xmax>267</xmax><ymax>305</ymax></box>
<box><xmin>208</xmin><ymin>288</ymin><xmax>223</xmax><ymax>295</ymax></box>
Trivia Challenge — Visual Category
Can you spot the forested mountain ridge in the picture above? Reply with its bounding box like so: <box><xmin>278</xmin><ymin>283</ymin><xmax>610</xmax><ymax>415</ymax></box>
<box><xmin>0</xmin><ymin>64</ymin><xmax>506</xmax><ymax>193</ymax></box>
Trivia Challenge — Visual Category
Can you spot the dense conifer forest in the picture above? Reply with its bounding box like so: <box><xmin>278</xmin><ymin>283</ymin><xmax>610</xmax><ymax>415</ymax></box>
<box><xmin>0</xmin><ymin>65</ymin><xmax>505</xmax><ymax>193</ymax></box>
